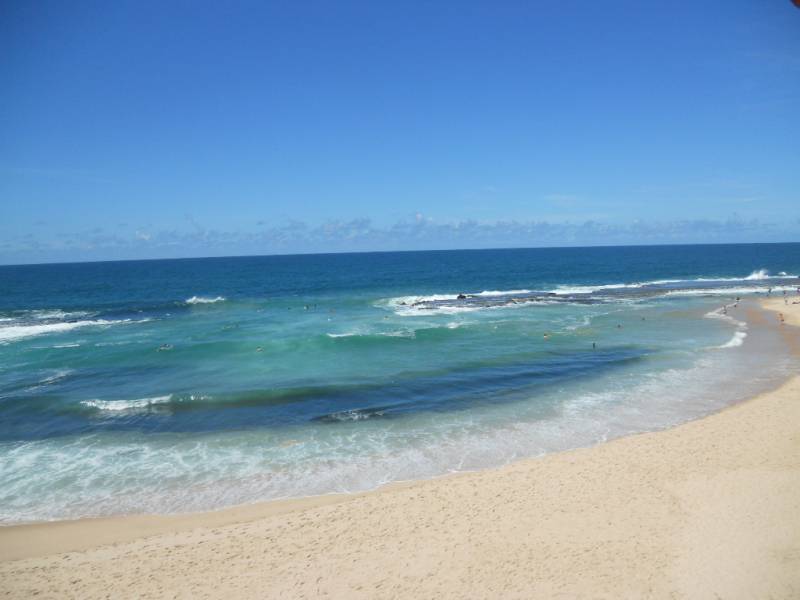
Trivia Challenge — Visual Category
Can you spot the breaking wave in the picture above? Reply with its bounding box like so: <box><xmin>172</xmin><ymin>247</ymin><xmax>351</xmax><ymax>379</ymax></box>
<box><xmin>716</xmin><ymin>331</ymin><xmax>748</xmax><ymax>349</ymax></box>
<box><xmin>81</xmin><ymin>395</ymin><xmax>174</xmax><ymax>411</ymax></box>
<box><xmin>185</xmin><ymin>296</ymin><xmax>227</xmax><ymax>305</ymax></box>
<box><xmin>0</xmin><ymin>319</ymin><xmax>131</xmax><ymax>344</ymax></box>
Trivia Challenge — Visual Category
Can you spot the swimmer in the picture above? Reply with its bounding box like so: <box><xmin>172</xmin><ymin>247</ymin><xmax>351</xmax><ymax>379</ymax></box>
<box><xmin>592</xmin><ymin>342</ymin><xmax>596</xmax><ymax>350</ymax></box>
<box><xmin>157</xmin><ymin>343</ymin><xmax>173</xmax><ymax>351</ymax></box>
<box><xmin>256</xmin><ymin>346</ymin><xmax>263</xmax><ymax>352</ymax></box>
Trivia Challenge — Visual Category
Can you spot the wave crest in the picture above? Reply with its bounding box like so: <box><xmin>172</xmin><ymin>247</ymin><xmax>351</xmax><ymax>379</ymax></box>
<box><xmin>185</xmin><ymin>296</ymin><xmax>227</xmax><ymax>305</ymax></box>
<box><xmin>716</xmin><ymin>331</ymin><xmax>747</xmax><ymax>349</ymax></box>
<box><xmin>0</xmin><ymin>319</ymin><xmax>130</xmax><ymax>344</ymax></box>
<box><xmin>81</xmin><ymin>395</ymin><xmax>173</xmax><ymax>411</ymax></box>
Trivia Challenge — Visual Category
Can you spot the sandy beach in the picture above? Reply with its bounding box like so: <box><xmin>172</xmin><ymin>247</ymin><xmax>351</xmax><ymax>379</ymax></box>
<box><xmin>1</xmin><ymin>297</ymin><xmax>798</xmax><ymax>599</ymax></box>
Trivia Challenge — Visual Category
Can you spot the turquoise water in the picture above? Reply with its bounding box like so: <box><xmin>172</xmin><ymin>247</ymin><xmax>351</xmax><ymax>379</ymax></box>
<box><xmin>1</xmin><ymin>244</ymin><xmax>799</xmax><ymax>522</ymax></box>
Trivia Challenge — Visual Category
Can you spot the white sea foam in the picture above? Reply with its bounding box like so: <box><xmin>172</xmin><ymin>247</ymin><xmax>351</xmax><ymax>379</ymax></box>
<box><xmin>675</xmin><ymin>269</ymin><xmax>792</xmax><ymax>283</ymax></box>
<box><xmin>381</xmin><ymin>330</ymin><xmax>415</xmax><ymax>338</ymax></box>
<box><xmin>475</xmin><ymin>289</ymin><xmax>532</xmax><ymax>297</ymax></box>
<box><xmin>704</xmin><ymin>306</ymin><xmax>748</xmax><ymax>349</ymax></box>
<box><xmin>716</xmin><ymin>331</ymin><xmax>747</xmax><ymax>349</ymax></box>
<box><xmin>382</xmin><ymin>293</ymin><xmax>538</xmax><ymax>317</ymax></box>
<box><xmin>551</xmin><ymin>270</ymin><xmax>797</xmax><ymax>295</ymax></box>
<box><xmin>744</xmin><ymin>269</ymin><xmax>770</xmax><ymax>280</ymax></box>
<box><xmin>552</xmin><ymin>283</ymin><xmax>641</xmax><ymax>295</ymax></box>
<box><xmin>185</xmin><ymin>296</ymin><xmax>227</xmax><ymax>305</ymax></box>
<box><xmin>327</xmin><ymin>329</ymin><xmax>424</xmax><ymax>339</ymax></box>
<box><xmin>704</xmin><ymin>306</ymin><xmax>747</xmax><ymax>329</ymax></box>
<box><xmin>5</xmin><ymin>321</ymin><xmax>791</xmax><ymax>523</ymax></box>
<box><xmin>667</xmin><ymin>285</ymin><xmax>794</xmax><ymax>297</ymax></box>
<box><xmin>387</xmin><ymin>293</ymin><xmax>460</xmax><ymax>305</ymax></box>
<box><xmin>30</xmin><ymin>309</ymin><xmax>92</xmax><ymax>320</ymax></box>
<box><xmin>0</xmin><ymin>319</ymin><xmax>128</xmax><ymax>344</ymax></box>
<box><xmin>81</xmin><ymin>395</ymin><xmax>173</xmax><ymax>411</ymax></box>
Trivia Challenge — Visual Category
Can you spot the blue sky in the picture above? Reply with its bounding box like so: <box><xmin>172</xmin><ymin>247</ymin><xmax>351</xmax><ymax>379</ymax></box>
<box><xmin>1</xmin><ymin>0</ymin><xmax>799</xmax><ymax>264</ymax></box>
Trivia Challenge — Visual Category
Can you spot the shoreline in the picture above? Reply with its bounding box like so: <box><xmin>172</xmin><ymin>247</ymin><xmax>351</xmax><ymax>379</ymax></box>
<box><xmin>2</xmin><ymin>297</ymin><xmax>799</xmax><ymax>597</ymax></box>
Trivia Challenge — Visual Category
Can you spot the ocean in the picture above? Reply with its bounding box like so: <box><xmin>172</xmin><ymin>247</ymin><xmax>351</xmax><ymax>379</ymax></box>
<box><xmin>1</xmin><ymin>243</ymin><xmax>799</xmax><ymax>523</ymax></box>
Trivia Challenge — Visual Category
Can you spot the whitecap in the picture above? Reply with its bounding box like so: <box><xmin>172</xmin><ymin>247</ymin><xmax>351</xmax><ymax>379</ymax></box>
<box><xmin>30</xmin><ymin>309</ymin><xmax>92</xmax><ymax>320</ymax></box>
<box><xmin>185</xmin><ymin>296</ymin><xmax>227</xmax><ymax>305</ymax></box>
<box><xmin>475</xmin><ymin>289</ymin><xmax>532</xmax><ymax>297</ymax></box>
<box><xmin>552</xmin><ymin>283</ymin><xmax>642</xmax><ymax>295</ymax></box>
<box><xmin>81</xmin><ymin>395</ymin><xmax>173</xmax><ymax>411</ymax></box>
<box><xmin>0</xmin><ymin>319</ymin><xmax>128</xmax><ymax>344</ymax></box>
<box><xmin>744</xmin><ymin>269</ymin><xmax>770</xmax><ymax>280</ymax></box>
<box><xmin>669</xmin><ymin>285</ymin><xmax>794</xmax><ymax>297</ymax></box>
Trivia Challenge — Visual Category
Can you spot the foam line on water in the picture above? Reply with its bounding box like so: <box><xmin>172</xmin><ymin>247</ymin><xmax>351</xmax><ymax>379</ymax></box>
<box><xmin>716</xmin><ymin>331</ymin><xmax>747</xmax><ymax>349</ymax></box>
<box><xmin>185</xmin><ymin>296</ymin><xmax>227</xmax><ymax>304</ymax></box>
<box><xmin>0</xmin><ymin>319</ymin><xmax>133</xmax><ymax>344</ymax></box>
<box><xmin>2</xmin><ymin>332</ymin><xmax>793</xmax><ymax>523</ymax></box>
<box><xmin>81</xmin><ymin>396</ymin><xmax>174</xmax><ymax>411</ymax></box>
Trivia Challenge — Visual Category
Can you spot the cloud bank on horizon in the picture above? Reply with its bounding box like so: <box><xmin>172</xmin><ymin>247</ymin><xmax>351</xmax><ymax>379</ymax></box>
<box><xmin>2</xmin><ymin>214</ymin><xmax>798</xmax><ymax>265</ymax></box>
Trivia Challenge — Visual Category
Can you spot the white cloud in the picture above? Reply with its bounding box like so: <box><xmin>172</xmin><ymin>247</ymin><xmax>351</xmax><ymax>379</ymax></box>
<box><xmin>2</xmin><ymin>214</ymin><xmax>798</xmax><ymax>264</ymax></box>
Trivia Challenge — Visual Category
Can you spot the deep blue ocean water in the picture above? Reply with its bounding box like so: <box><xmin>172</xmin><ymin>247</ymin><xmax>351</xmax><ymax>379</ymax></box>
<box><xmin>1</xmin><ymin>243</ymin><xmax>799</xmax><ymax>522</ymax></box>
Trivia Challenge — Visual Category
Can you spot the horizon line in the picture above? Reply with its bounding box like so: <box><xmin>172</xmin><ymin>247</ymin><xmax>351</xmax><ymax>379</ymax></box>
<box><xmin>1</xmin><ymin>240</ymin><xmax>799</xmax><ymax>269</ymax></box>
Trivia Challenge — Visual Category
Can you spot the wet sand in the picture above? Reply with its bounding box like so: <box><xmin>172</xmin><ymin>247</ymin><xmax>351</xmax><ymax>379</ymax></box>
<box><xmin>1</xmin><ymin>298</ymin><xmax>799</xmax><ymax>599</ymax></box>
